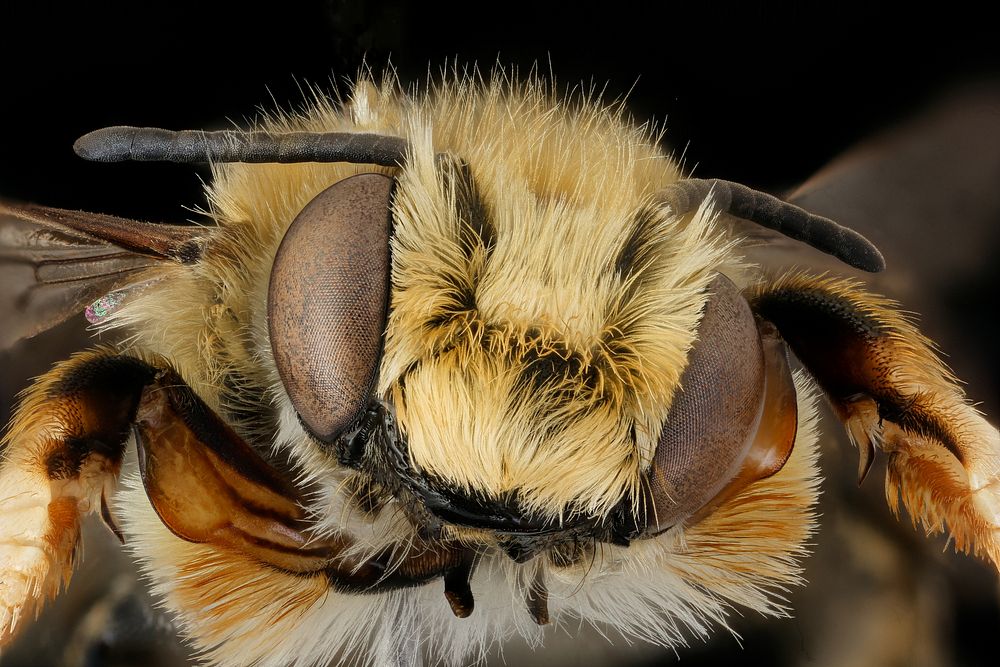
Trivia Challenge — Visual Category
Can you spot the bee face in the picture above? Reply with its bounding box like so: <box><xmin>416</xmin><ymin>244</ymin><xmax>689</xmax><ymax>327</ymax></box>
<box><xmin>1</xmin><ymin>69</ymin><xmax>998</xmax><ymax>667</ymax></box>
<box><xmin>258</xmin><ymin>81</ymin><xmax>783</xmax><ymax>544</ymax></box>
<box><xmin>379</xmin><ymin>129</ymin><xmax>720</xmax><ymax>526</ymax></box>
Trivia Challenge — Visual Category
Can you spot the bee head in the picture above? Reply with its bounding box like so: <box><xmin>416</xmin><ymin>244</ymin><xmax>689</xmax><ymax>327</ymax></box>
<box><xmin>253</xmin><ymin>119</ymin><xmax>855</xmax><ymax>550</ymax></box>
<box><xmin>76</xmin><ymin>85</ymin><xmax>877</xmax><ymax>550</ymax></box>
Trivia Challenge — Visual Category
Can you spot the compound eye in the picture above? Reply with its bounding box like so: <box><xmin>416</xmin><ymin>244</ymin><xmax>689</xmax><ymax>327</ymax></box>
<box><xmin>268</xmin><ymin>173</ymin><xmax>393</xmax><ymax>442</ymax></box>
<box><xmin>640</xmin><ymin>274</ymin><xmax>781</xmax><ymax>533</ymax></box>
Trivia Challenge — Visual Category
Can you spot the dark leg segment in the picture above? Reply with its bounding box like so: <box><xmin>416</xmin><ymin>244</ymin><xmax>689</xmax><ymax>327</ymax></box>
<box><xmin>749</xmin><ymin>273</ymin><xmax>1000</xmax><ymax>567</ymax></box>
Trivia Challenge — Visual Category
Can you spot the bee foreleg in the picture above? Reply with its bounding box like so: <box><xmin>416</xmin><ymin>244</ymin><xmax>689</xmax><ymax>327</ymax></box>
<box><xmin>749</xmin><ymin>273</ymin><xmax>1000</xmax><ymax>568</ymax></box>
<box><xmin>132</xmin><ymin>367</ymin><xmax>477</xmax><ymax>622</ymax></box>
<box><xmin>0</xmin><ymin>348</ymin><xmax>158</xmax><ymax>645</ymax></box>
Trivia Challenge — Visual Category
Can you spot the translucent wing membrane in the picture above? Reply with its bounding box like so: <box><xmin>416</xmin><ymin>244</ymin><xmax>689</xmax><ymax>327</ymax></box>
<box><xmin>0</xmin><ymin>200</ymin><xmax>206</xmax><ymax>348</ymax></box>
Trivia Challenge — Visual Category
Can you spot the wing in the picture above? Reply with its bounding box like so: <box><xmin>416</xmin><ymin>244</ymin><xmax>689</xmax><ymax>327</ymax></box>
<box><xmin>745</xmin><ymin>85</ymin><xmax>1000</xmax><ymax>343</ymax></box>
<box><xmin>0</xmin><ymin>200</ymin><xmax>208</xmax><ymax>349</ymax></box>
<box><xmin>786</xmin><ymin>87</ymin><xmax>1000</xmax><ymax>412</ymax></box>
<box><xmin>737</xmin><ymin>84</ymin><xmax>1000</xmax><ymax>424</ymax></box>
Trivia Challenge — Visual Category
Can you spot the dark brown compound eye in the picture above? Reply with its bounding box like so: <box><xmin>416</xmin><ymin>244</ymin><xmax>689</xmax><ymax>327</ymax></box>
<box><xmin>636</xmin><ymin>274</ymin><xmax>798</xmax><ymax>535</ymax></box>
<box><xmin>268</xmin><ymin>173</ymin><xmax>394</xmax><ymax>443</ymax></box>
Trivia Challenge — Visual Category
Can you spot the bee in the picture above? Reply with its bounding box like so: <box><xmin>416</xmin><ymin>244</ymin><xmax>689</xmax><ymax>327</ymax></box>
<box><xmin>1</xmin><ymin>70</ymin><xmax>998</xmax><ymax>667</ymax></box>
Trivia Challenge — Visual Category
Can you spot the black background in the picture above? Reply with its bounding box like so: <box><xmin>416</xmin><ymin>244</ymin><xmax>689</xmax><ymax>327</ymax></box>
<box><xmin>2</xmin><ymin>1</ymin><xmax>997</xmax><ymax>218</ymax></box>
<box><xmin>1</xmin><ymin>2</ymin><xmax>998</xmax><ymax>666</ymax></box>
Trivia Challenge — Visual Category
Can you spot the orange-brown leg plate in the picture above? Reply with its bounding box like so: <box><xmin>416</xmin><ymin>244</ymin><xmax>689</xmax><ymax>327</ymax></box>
<box><xmin>1</xmin><ymin>349</ymin><xmax>474</xmax><ymax>649</ymax></box>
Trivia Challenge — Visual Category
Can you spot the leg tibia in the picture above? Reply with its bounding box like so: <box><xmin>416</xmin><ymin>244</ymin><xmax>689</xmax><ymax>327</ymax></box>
<box><xmin>750</xmin><ymin>273</ymin><xmax>1000</xmax><ymax>566</ymax></box>
<box><xmin>0</xmin><ymin>349</ymin><xmax>156</xmax><ymax>645</ymax></box>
